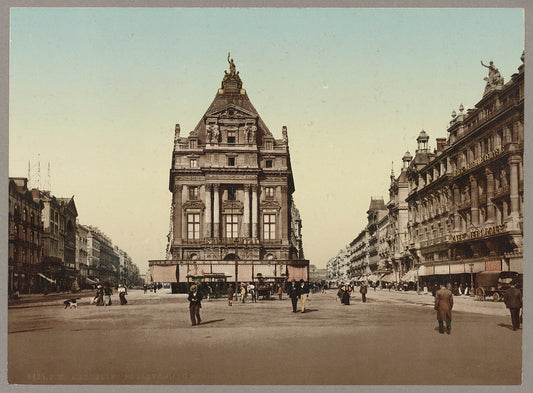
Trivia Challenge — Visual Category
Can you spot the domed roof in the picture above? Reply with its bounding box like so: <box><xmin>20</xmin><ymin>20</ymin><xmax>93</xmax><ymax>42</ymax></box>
<box><xmin>417</xmin><ymin>130</ymin><xmax>429</xmax><ymax>141</ymax></box>
<box><xmin>402</xmin><ymin>151</ymin><xmax>413</xmax><ymax>162</ymax></box>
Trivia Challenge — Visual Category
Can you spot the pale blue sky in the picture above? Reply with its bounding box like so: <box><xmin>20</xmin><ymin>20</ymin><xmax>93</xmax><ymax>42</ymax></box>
<box><xmin>9</xmin><ymin>8</ymin><xmax>525</xmax><ymax>272</ymax></box>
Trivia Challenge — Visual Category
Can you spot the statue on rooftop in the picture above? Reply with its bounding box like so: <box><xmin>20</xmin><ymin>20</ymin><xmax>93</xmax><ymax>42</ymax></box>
<box><xmin>228</xmin><ymin>52</ymin><xmax>236</xmax><ymax>75</ymax></box>
<box><xmin>481</xmin><ymin>60</ymin><xmax>504</xmax><ymax>91</ymax></box>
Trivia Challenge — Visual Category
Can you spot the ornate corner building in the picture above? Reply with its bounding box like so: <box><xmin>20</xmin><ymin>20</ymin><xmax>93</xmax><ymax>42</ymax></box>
<box><xmin>327</xmin><ymin>53</ymin><xmax>524</xmax><ymax>286</ymax></box>
<box><xmin>406</xmin><ymin>56</ymin><xmax>524</xmax><ymax>281</ymax></box>
<box><xmin>149</xmin><ymin>55</ymin><xmax>308</xmax><ymax>290</ymax></box>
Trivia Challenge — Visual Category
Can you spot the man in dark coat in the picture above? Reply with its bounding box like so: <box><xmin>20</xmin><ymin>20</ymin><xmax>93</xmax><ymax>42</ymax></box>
<box><xmin>434</xmin><ymin>283</ymin><xmax>453</xmax><ymax>334</ymax></box>
<box><xmin>188</xmin><ymin>284</ymin><xmax>203</xmax><ymax>326</ymax></box>
<box><xmin>359</xmin><ymin>282</ymin><xmax>368</xmax><ymax>303</ymax></box>
<box><xmin>503</xmin><ymin>282</ymin><xmax>522</xmax><ymax>331</ymax></box>
<box><xmin>287</xmin><ymin>279</ymin><xmax>300</xmax><ymax>313</ymax></box>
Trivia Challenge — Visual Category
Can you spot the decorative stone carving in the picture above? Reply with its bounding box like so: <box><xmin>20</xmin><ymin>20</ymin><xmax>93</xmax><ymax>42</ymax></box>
<box><xmin>244</xmin><ymin>125</ymin><xmax>251</xmax><ymax>142</ymax></box>
<box><xmin>282</xmin><ymin>126</ymin><xmax>288</xmax><ymax>143</ymax></box>
<box><xmin>481</xmin><ymin>60</ymin><xmax>504</xmax><ymax>93</ymax></box>
<box><xmin>174</xmin><ymin>124</ymin><xmax>180</xmax><ymax>148</ymax></box>
<box><xmin>250</xmin><ymin>125</ymin><xmax>257</xmax><ymax>142</ymax></box>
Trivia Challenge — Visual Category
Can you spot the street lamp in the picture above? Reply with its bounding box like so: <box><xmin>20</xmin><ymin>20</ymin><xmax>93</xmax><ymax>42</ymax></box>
<box><xmin>469</xmin><ymin>263</ymin><xmax>475</xmax><ymax>297</ymax></box>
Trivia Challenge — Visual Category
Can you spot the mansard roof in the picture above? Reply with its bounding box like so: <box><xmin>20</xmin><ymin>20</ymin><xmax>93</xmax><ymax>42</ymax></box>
<box><xmin>190</xmin><ymin>56</ymin><xmax>273</xmax><ymax>139</ymax></box>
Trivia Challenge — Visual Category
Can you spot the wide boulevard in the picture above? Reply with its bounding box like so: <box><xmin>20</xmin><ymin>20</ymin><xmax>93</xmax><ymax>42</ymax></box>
<box><xmin>8</xmin><ymin>287</ymin><xmax>522</xmax><ymax>385</ymax></box>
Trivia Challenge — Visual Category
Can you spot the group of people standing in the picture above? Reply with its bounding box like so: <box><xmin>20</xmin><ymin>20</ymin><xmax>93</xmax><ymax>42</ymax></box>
<box><xmin>336</xmin><ymin>282</ymin><xmax>368</xmax><ymax>305</ymax></box>
<box><xmin>287</xmin><ymin>279</ymin><xmax>310</xmax><ymax>313</ymax></box>
<box><xmin>92</xmin><ymin>284</ymin><xmax>127</xmax><ymax>306</ymax></box>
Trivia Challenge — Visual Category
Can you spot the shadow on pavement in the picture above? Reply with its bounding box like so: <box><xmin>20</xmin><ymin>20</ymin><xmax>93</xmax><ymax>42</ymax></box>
<box><xmin>198</xmin><ymin>319</ymin><xmax>225</xmax><ymax>326</ymax></box>
<box><xmin>301</xmin><ymin>309</ymin><xmax>318</xmax><ymax>313</ymax></box>
<box><xmin>497</xmin><ymin>322</ymin><xmax>519</xmax><ymax>331</ymax></box>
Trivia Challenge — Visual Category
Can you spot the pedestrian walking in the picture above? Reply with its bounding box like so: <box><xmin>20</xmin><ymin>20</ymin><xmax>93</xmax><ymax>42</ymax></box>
<box><xmin>299</xmin><ymin>279</ymin><xmax>310</xmax><ymax>313</ymax></box>
<box><xmin>359</xmin><ymin>282</ymin><xmax>367</xmax><ymax>303</ymax></box>
<box><xmin>118</xmin><ymin>284</ymin><xmax>128</xmax><ymax>305</ymax></box>
<box><xmin>143</xmin><ymin>284</ymin><xmax>147</xmax><ymax>294</ymax></box>
<box><xmin>95</xmin><ymin>285</ymin><xmax>104</xmax><ymax>306</ymax></box>
<box><xmin>287</xmin><ymin>279</ymin><xmax>300</xmax><ymax>313</ymax></box>
<box><xmin>434</xmin><ymin>283</ymin><xmax>453</xmax><ymax>334</ymax></box>
<box><xmin>503</xmin><ymin>281</ymin><xmax>522</xmax><ymax>331</ymax></box>
<box><xmin>188</xmin><ymin>284</ymin><xmax>203</xmax><ymax>326</ymax></box>
<box><xmin>240</xmin><ymin>283</ymin><xmax>247</xmax><ymax>303</ymax></box>
<box><xmin>249</xmin><ymin>283</ymin><xmax>257</xmax><ymax>303</ymax></box>
<box><xmin>277</xmin><ymin>285</ymin><xmax>283</xmax><ymax>300</ymax></box>
<box><xmin>342</xmin><ymin>283</ymin><xmax>352</xmax><ymax>305</ymax></box>
<box><xmin>104</xmin><ymin>284</ymin><xmax>113</xmax><ymax>306</ymax></box>
<box><xmin>227</xmin><ymin>283</ymin><xmax>234</xmax><ymax>306</ymax></box>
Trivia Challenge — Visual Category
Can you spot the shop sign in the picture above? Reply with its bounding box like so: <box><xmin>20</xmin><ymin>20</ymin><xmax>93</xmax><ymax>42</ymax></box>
<box><xmin>453</xmin><ymin>147</ymin><xmax>504</xmax><ymax>177</ymax></box>
<box><xmin>451</xmin><ymin>224</ymin><xmax>505</xmax><ymax>242</ymax></box>
<box><xmin>485</xmin><ymin>260</ymin><xmax>502</xmax><ymax>271</ymax></box>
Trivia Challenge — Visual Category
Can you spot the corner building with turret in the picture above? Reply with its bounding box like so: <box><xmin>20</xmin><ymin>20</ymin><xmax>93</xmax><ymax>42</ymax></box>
<box><xmin>149</xmin><ymin>57</ymin><xmax>308</xmax><ymax>291</ymax></box>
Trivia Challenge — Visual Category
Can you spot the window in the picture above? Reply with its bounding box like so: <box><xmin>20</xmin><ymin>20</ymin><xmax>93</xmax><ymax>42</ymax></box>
<box><xmin>187</xmin><ymin>213</ymin><xmax>200</xmax><ymax>239</ymax></box>
<box><xmin>228</xmin><ymin>186</ymin><xmax>236</xmax><ymax>201</ymax></box>
<box><xmin>189</xmin><ymin>186</ymin><xmax>199</xmax><ymax>200</ymax></box>
<box><xmin>225</xmin><ymin>215</ymin><xmax>239</xmax><ymax>238</ymax></box>
<box><xmin>263</xmin><ymin>214</ymin><xmax>276</xmax><ymax>240</ymax></box>
<box><xmin>266</xmin><ymin>160</ymin><xmax>273</xmax><ymax>168</ymax></box>
<box><xmin>190</xmin><ymin>140</ymin><xmax>197</xmax><ymax>149</ymax></box>
<box><xmin>228</xmin><ymin>157</ymin><xmax>235</xmax><ymax>166</ymax></box>
<box><xmin>190</xmin><ymin>159</ymin><xmax>197</xmax><ymax>168</ymax></box>
<box><xmin>266</xmin><ymin>141</ymin><xmax>273</xmax><ymax>149</ymax></box>
<box><xmin>228</xmin><ymin>131</ymin><xmax>236</xmax><ymax>144</ymax></box>
<box><xmin>265</xmin><ymin>187</ymin><xmax>274</xmax><ymax>199</ymax></box>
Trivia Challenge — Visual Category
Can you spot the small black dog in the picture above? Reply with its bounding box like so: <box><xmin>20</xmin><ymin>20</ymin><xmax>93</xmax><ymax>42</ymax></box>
<box><xmin>63</xmin><ymin>299</ymin><xmax>78</xmax><ymax>309</ymax></box>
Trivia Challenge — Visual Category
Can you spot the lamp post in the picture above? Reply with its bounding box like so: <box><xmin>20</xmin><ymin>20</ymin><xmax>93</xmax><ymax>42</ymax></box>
<box><xmin>469</xmin><ymin>263</ymin><xmax>475</xmax><ymax>297</ymax></box>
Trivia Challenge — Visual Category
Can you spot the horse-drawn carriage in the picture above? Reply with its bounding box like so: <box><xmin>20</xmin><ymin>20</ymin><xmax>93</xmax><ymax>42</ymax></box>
<box><xmin>474</xmin><ymin>271</ymin><xmax>522</xmax><ymax>302</ymax></box>
<box><xmin>186</xmin><ymin>273</ymin><xmax>232</xmax><ymax>297</ymax></box>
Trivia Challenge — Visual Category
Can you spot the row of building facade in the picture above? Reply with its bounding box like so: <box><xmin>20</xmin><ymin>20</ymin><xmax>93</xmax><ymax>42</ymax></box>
<box><xmin>327</xmin><ymin>54</ymin><xmax>524</xmax><ymax>288</ymax></box>
<box><xmin>149</xmin><ymin>55</ymin><xmax>308</xmax><ymax>292</ymax></box>
<box><xmin>8</xmin><ymin>178</ymin><xmax>141</xmax><ymax>294</ymax></box>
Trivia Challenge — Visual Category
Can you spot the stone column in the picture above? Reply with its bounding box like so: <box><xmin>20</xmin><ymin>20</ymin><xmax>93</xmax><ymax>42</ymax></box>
<box><xmin>469</xmin><ymin>175</ymin><xmax>479</xmax><ymax>227</ymax></box>
<box><xmin>181</xmin><ymin>185</ymin><xmax>188</xmax><ymax>240</ymax></box>
<box><xmin>251</xmin><ymin>185</ymin><xmax>258</xmax><ymax>239</ymax></box>
<box><xmin>485</xmin><ymin>168</ymin><xmax>496</xmax><ymax>223</ymax></box>
<box><xmin>205</xmin><ymin>184</ymin><xmax>212</xmax><ymax>238</ymax></box>
<box><xmin>281</xmin><ymin>185</ymin><xmax>289</xmax><ymax>242</ymax></box>
<box><xmin>243</xmin><ymin>185</ymin><xmax>250</xmax><ymax>238</ymax></box>
<box><xmin>213</xmin><ymin>184</ymin><xmax>220</xmax><ymax>238</ymax></box>
<box><xmin>453</xmin><ymin>185</ymin><xmax>461</xmax><ymax>232</ymax></box>
<box><xmin>509</xmin><ymin>156</ymin><xmax>520</xmax><ymax>226</ymax></box>
<box><xmin>172</xmin><ymin>184</ymin><xmax>183</xmax><ymax>244</ymax></box>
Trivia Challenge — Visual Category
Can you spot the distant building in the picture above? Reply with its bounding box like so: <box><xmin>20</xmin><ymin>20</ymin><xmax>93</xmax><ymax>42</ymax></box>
<box><xmin>150</xmin><ymin>55</ymin><xmax>308</xmax><ymax>291</ymax></box>
<box><xmin>308</xmin><ymin>264</ymin><xmax>327</xmax><ymax>282</ymax></box>
<box><xmin>8</xmin><ymin>177</ymin><xmax>44</xmax><ymax>294</ymax></box>
<box><xmin>32</xmin><ymin>190</ymin><xmax>78</xmax><ymax>291</ymax></box>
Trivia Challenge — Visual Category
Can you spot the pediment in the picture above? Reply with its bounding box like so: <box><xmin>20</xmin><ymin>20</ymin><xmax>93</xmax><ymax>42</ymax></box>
<box><xmin>206</xmin><ymin>104</ymin><xmax>257</xmax><ymax>120</ymax></box>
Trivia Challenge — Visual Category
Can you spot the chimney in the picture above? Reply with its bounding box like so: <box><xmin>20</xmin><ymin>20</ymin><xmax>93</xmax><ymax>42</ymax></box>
<box><xmin>436</xmin><ymin>138</ymin><xmax>447</xmax><ymax>152</ymax></box>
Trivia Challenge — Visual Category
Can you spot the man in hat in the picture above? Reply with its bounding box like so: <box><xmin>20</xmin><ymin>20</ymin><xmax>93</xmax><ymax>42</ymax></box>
<box><xmin>188</xmin><ymin>284</ymin><xmax>203</xmax><ymax>326</ymax></box>
<box><xmin>287</xmin><ymin>279</ymin><xmax>301</xmax><ymax>313</ymax></box>
<box><xmin>299</xmin><ymin>279</ymin><xmax>310</xmax><ymax>313</ymax></box>
<box><xmin>434</xmin><ymin>283</ymin><xmax>453</xmax><ymax>334</ymax></box>
<box><xmin>503</xmin><ymin>281</ymin><xmax>522</xmax><ymax>331</ymax></box>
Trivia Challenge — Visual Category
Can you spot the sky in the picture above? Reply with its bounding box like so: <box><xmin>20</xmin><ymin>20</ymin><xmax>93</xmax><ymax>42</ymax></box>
<box><xmin>8</xmin><ymin>8</ymin><xmax>525</xmax><ymax>274</ymax></box>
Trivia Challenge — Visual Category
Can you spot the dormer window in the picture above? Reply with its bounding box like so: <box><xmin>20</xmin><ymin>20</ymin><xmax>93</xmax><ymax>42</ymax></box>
<box><xmin>190</xmin><ymin>140</ymin><xmax>197</xmax><ymax>149</ymax></box>
<box><xmin>266</xmin><ymin>140</ymin><xmax>273</xmax><ymax>149</ymax></box>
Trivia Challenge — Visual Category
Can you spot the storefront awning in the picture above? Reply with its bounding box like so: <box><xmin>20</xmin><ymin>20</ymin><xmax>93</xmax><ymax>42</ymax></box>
<box><xmin>381</xmin><ymin>272</ymin><xmax>397</xmax><ymax>282</ymax></box>
<box><xmin>150</xmin><ymin>264</ymin><xmax>178</xmax><ymax>283</ymax></box>
<box><xmin>85</xmin><ymin>277</ymin><xmax>98</xmax><ymax>285</ymax></box>
<box><xmin>400</xmin><ymin>269</ymin><xmax>418</xmax><ymax>282</ymax></box>
<box><xmin>38</xmin><ymin>273</ymin><xmax>56</xmax><ymax>284</ymax></box>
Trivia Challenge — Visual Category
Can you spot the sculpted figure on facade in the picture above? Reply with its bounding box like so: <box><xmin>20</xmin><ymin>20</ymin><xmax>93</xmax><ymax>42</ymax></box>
<box><xmin>212</xmin><ymin>124</ymin><xmax>220</xmax><ymax>143</ymax></box>
<box><xmin>250</xmin><ymin>125</ymin><xmax>257</xmax><ymax>143</ymax></box>
<box><xmin>282</xmin><ymin>126</ymin><xmax>288</xmax><ymax>143</ymax></box>
<box><xmin>207</xmin><ymin>124</ymin><xmax>213</xmax><ymax>143</ymax></box>
<box><xmin>500</xmin><ymin>168</ymin><xmax>508</xmax><ymax>187</ymax></box>
<box><xmin>243</xmin><ymin>125</ymin><xmax>250</xmax><ymax>143</ymax></box>
<box><xmin>174</xmin><ymin>124</ymin><xmax>180</xmax><ymax>148</ymax></box>
<box><xmin>481</xmin><ymin>60</ymin><xmax>504</xmax><ymax>91</ymax></box>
